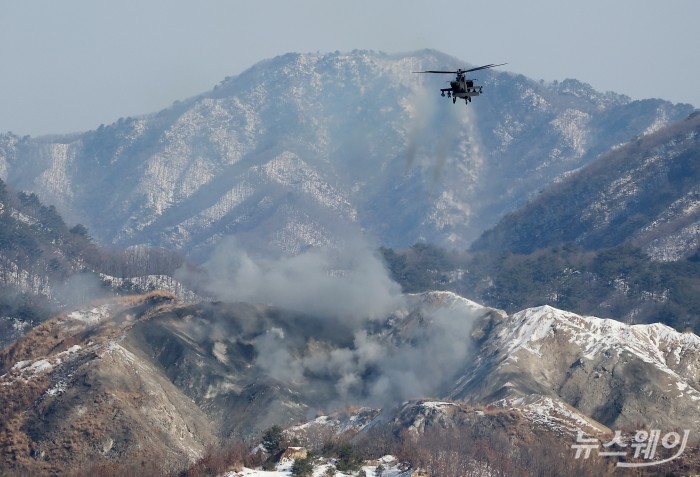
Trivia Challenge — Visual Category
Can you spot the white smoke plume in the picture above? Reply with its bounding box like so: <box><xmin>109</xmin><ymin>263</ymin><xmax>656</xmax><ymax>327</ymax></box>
<box><xmin>195</xmin><ymin>236</ymin><xmax>405</xmax><ymax>323</ymax></box>
<box><xmin>365</xmin><ymin>304</ymin><xmax>478</xmax><ymax>405</ymax></box>
<box><xmin>184</xmin><ymin>236</ymin><xmax>480</xmax><ymax>408</ymax></box>
<box><xmin>249</xmin><ymin>295</ymin><xmax>480</xmax><ymax>408</ymax></box>
<box><xmin>404</xmin><ymin>81</ymin><xmax>469</xmax><ymax>190</ymax></box>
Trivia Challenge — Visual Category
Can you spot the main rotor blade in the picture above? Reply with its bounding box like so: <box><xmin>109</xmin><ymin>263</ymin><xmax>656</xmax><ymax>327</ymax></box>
<box><xmin>412</xmin><ymin>70</ymin><xmax>457</xmax><ymax>74</ymax></box>
<box><xmin>462</xmin><ymin>63</ymin><xmax>507</xmax><ymax>73</ymax></box>
<box><xmin>412</xmin><ymin>63</ymin><xmax>506</xmax><ymax>74</ymax></box>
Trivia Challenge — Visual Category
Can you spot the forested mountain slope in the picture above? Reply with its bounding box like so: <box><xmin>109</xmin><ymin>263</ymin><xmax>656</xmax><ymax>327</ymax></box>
<box><xmin>473</xmin><ymin>111</ymin><xmax>700</xmax><ymax>260</ymax></box>
<box><xmin>1</xmin><ymin>50</ymin><xmax>692</xmax><ymax>258</ymax></box>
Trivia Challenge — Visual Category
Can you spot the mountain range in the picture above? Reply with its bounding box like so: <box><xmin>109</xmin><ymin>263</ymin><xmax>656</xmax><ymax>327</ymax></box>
<box><xmin>0</xmin><ymin>50</ymin><xmax>694</xmax><ymax>259</ymax></box>
<box><xmin>1</xmin><ymin>49</ymin><xmax>700</xmax><ymax>475</ymax></box>
<box><xmin>2</xmin><ymin>291</ymin><xmax>698</xmax><ymax>475</ymax></box>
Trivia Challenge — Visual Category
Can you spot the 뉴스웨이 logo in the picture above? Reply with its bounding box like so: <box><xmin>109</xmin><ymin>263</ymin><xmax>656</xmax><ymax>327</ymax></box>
<box><xmin>572</xmin><ymin>429</ymin><xmax>690</xmax><ymax>468</ymax></box>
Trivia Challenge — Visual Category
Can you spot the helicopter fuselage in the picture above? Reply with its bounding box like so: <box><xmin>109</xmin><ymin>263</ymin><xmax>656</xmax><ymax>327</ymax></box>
<box><xmin>413</xmin><ymin>63</ymin><xmax>505</xmax><ymax>105</ymax></box>
<box><xmin>441</xmin><ymin>77</ymin><xmax>483</xmax><ymax>103</ymax></box>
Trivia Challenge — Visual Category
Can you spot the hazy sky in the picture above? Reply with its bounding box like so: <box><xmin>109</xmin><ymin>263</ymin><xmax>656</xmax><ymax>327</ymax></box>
<box><xmin>2</xmin><ymin>0</ymin><xmax>698</xmax><ymax>136</ymax></box>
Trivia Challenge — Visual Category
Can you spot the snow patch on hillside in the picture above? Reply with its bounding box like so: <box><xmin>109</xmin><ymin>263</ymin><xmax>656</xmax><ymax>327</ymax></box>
<box><xmin>38</xmin><ymin>143</ymin><xmax>75</xmax><ymax>201</ymax></box>
<box><xmin>496</xmin><ymin>395</ymin><xmax>609</xmax><ymax>435</ymax></box>
<box><xmin>503</xmin><ymin>306</ymin><xmax>700</xmax><ymax>365</ymax></box>
<box><xmin>66</xmin><ymin>304</ymin><xmax>112</xmax><ymax>326</ymax></box>
<box><xmin>223</xmin><ymin>454</ymin><xmax>411</xmax><ymax>477</ymax></box>
<box><xmin>497</xmin><ymin>305</ymin><xmax>700</xmax><ymax>400</ymax></box>
<box><xmin>551</xmin><ymin>109</ymin><xmax>590</xmax><ymax>158</ymax></box>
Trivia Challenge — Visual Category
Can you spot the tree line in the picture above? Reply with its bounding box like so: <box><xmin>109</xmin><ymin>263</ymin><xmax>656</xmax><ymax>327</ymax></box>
<box><xmin>380</xmin><ymin>241</ymin><xmax>700</xmax><ymax>334</ymax></box>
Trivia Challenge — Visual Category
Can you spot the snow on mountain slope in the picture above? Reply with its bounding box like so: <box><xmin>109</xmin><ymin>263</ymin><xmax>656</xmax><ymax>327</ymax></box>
<box><xmin>225</xmin><ymin>455</ymin><xmax>410</xmax><ymax>477</ymax></box>
<box><xmin>492</xmin><ymin>394</ymin><xmax>610</xmax><ymax>437</ymax></box>
<box><xmin>496</xmin><ymin>305</ymin><xmax>700</xmax><ymax>377</ymax></box>
<box><xmin>2</xmin><ymin>288</ymin><xmax>699</xmax><ymax>474</ymax></box>
<box><xmin>0</xmin><ymin>50</ymin><xmax>692</xmax><ymax>258</ymax></box>
<box><xmin>451</xmin><ymin>304</ymin><xmax>700</xmax><ymax>434</ymax></box>
<box><xmin>473</xmin><ymin>113</ymin><xmax>700</xmax><ymax>259</ymax></box>
<box><xmin>0</xmin><ymin>293</ymin><xmax>216</xmax><ymax>475</ymax></box>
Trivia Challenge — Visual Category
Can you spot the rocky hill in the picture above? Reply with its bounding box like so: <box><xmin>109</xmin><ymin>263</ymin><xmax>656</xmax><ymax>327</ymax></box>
<box><xmin>2</xmin><ymin>291</ymin><xmax>698</xmax><ymax>475</ymax></box>
<box><xmin>450</xmin><ymin>304</ymin><xmax>700</xmax><ymax>432</ymax></box>
<box><xmin>0</xmin><ymin>50</ymin><xmax>693</xmax><ymax>258</ymax></box>
<box><xmin>0</xmin><ymin>293</ymin><xmax>216</xmax><ymax>475</ymax></box>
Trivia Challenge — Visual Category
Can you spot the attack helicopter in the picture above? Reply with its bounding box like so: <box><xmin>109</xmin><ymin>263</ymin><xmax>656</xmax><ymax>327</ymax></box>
<box><xmin>413</xmin><ymin>63</ymin><xmax>506</xmax><ymax>105</ymax></box>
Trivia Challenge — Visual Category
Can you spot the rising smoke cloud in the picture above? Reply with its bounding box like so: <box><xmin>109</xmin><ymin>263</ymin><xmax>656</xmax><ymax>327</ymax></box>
<box><xmin>185</xmin><ymin>236</ymin><xmax>480</xmax><ymax>408</ymax></box>
<box><xmin>269</xmin><ymin>301</ymin><xmax>480</xmax><ymax>408</ymax></box>
<box><xmin>404</xmin><ymin>82</ymin><xmax>468</xmax><ymax>190</ymax></box>
<box><xmin>195</xmin><ymin>236</ymin><xmax>405</xmax><ymax>323</ymax></box>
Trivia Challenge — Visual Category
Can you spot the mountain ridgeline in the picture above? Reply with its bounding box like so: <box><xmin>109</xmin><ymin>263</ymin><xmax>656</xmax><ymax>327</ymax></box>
<box><xmin>1</xmin><ymin>49</ymin><xmax>700</xmax><ymax>475</ymax></box>
<box><xmin>0</xmin><ymin>50</ymin><xmax>693</xmax><ymax>259</ymax></box>
<box><xmin>2</xmin><ymin>292</ymin><xmax>700</xmax><ymax>476</ymax></box>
